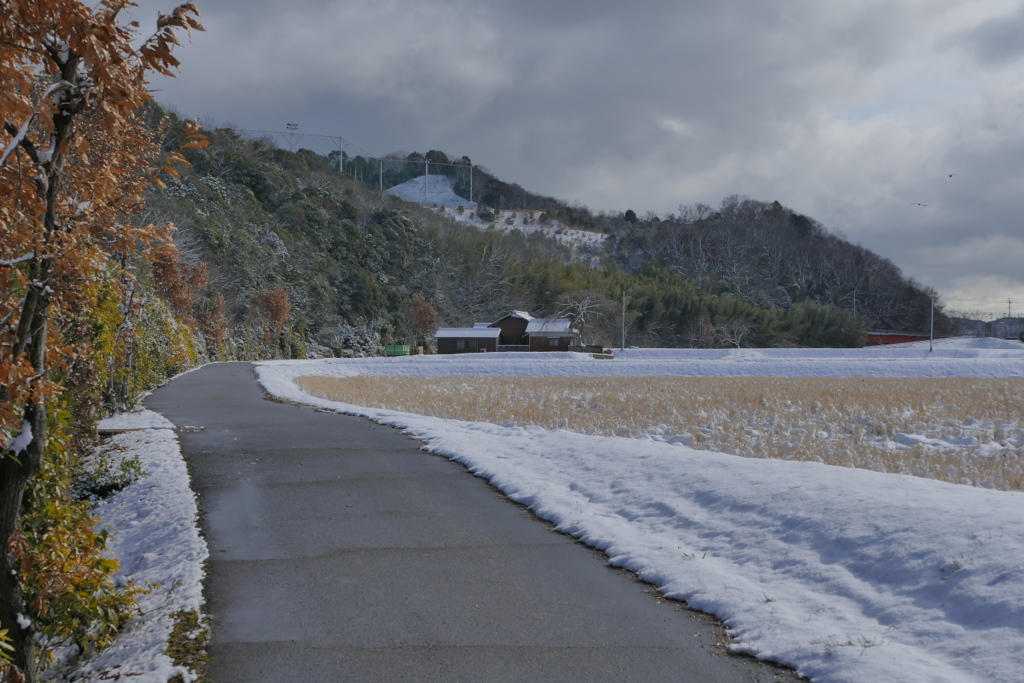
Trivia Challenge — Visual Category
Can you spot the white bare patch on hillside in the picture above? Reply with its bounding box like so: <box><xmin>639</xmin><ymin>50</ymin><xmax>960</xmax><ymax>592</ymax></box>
<box><xmin>442</xmin><ymin>206</ymin><xmax>608</xmax><ymax>246</ymax></box>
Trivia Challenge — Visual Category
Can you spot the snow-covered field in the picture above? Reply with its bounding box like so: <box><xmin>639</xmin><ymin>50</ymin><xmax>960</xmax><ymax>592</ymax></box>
<box><xmin>256</xmin><ymin>338</ymin><xmax>1024</xmax><ymax>682</ymax></box>
<box><xmin>47</xmin><ymin>411</ymin><xmax>208</xmax><ymax>683</ymax></box>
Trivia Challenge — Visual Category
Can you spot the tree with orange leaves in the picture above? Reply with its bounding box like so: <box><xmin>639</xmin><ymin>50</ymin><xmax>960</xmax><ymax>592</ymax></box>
<box><xmin>406</xmin><ymin>292</ymin><xmax>439</xmax><ymax>348</ymax></box>
<box><xmin>252</xmin><ymin>288</ymin><xmax>291</xmax><ymax>348</ymax></box>
<box><xmin>0</xmin><ymin>2</ymin><xmax>202</xmax><ymax>678</ymax></box>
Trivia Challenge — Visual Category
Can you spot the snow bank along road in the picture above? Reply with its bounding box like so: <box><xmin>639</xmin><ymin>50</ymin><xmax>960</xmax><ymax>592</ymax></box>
<box><xmin>146</xmin><ymin>362</ymin><xmax>800</xmax><ymax>682</ymax></box>
<box><xmin>256</xmin><ymin>339</ymin><xmax>1024</xmax><ymax>683</ymax></box>
<box><xmin>47</xmin><ymin>411</ymin><xmax>208</xmax><ymax>682</ymax></box>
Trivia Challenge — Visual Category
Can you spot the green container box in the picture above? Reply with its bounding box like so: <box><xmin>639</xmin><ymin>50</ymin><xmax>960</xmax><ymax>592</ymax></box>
<box><xmin>386</xmin><ymin>344</ymin><xmax>410</xmax><ymax>356</ymax></box>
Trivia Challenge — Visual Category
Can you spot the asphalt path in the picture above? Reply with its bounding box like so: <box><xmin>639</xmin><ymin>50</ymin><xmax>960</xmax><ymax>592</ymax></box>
<box><xmin>147</xmin><ymin>362</ymin><xmax>802</xmax><ymax>682</ymax></box>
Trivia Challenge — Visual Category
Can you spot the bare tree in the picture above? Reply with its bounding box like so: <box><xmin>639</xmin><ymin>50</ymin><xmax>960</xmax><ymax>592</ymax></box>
<box><xmin>715</xmin><ymin>319</ymin><xmax>751</xmax><ymax>348</ymax></box>
<box><xmin>554</xmin><ymin>289</ymin><xmax>617</xmax><ymax>346</ymax></box>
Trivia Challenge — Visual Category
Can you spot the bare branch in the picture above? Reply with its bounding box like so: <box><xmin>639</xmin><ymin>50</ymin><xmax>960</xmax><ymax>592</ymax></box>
<box><xmin>0</xmin><ymin>298</ymin><xmax>26</xmax><ymax>330</ymax></box>
<box><xmin>0</xmin><ymin>254</ymin><xmax>35</xmax><ymax>268</ymax></box>
<box><xmin>0</xmin><ymin>115</ymin><xmax>38</xmax><ymax>168</ymax></box>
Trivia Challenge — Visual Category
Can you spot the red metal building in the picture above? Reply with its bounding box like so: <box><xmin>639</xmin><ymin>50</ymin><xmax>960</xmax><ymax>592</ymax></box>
<box><xmin>865</xmin><ymin>331</ymin><xmax>932</xmax><ymax>345</ymax></box>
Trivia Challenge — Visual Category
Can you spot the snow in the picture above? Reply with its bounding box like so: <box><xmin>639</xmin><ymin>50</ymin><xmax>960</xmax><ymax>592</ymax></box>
<box><xmin>255</xmin><ymin>339</ymin><xmax>1024</xmax><ymax>682</ymax></box>
<box><xmin>97</xmin><ymin>409</ymin><xmax>175</xmax><ymax>432</ymax></box>
<box><xmin>525</xmin><ymin>318</ymin><xmax>575</xmax><ymax>334</ymax></box>
<box><xmin>0</xmin><ymin>116</ymin><xmax>32</xmax><ymax>168</ymax></box>
<box><xmin>0</xmin><ymin>253</ymin><xmax>35</xmax><ymax>268</ymax></box>
<box><xmin>434</xmin><ymin>327</ymin><xmax>501</xmax><ymax>339</ymax></box>
<box><xmin>385</xmin><ymin>174</ymin><xmax>475</xmax><ymax>208</ymax></box>
<box><xmin>441</xmin><ymin>206</ymin><xmax>609</xmax><ymax>249</ymax></box>
<box><xmin>2</xmin><ymin>420</ymin><xmax>33</xmax><ymax>455</ymax></box>
<box><xmin>252</xmin><ymin>338</ymin><xmax>1024</xmax><ymax>381</ymax></box>
<box><xmin>49</xmin><ymin>422</ymin><xmax>208</xmax><ymax>682</ymax></box>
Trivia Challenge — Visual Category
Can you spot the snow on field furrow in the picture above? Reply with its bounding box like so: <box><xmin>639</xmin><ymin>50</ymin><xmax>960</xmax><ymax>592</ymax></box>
<box><xmin>271</xmin><ymin>340</ymin><xmax>1024</xmax><ymax>380</ymax></box>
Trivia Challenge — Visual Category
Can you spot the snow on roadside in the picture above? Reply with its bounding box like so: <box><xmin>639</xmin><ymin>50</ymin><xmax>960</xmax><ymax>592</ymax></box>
<box><xmin>256</xmin><ymin>350</ymin><xmax>1024</xmax><ymax>683</ymax></box>
<box><xmin>96</xmin><ymin>409</ymin><xmax>175</xmax><ymax>431</ymax></box>
<box><xmin>49</xmin><ymin>411</ymin><xmax>208</xmax><ymax>683</ymax></box>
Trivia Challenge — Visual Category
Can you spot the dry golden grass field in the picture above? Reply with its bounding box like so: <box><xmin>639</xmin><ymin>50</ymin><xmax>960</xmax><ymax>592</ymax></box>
<box><xmin>297</xmin><ymin>375</ymin><xmax>1024</xmax><ymax>491</ymax></box>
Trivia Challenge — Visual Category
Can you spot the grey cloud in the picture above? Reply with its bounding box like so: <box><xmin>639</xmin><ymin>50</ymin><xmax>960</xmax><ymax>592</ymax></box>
<box><xmin>960</xmin><ymin>6</ymin><xmax>1024</xmax><ymax>64</ymax></box>
<box><xmin>134</xmin><ymin>0</ymin><xmax>1024</xmax><ymax>316</ymax></box>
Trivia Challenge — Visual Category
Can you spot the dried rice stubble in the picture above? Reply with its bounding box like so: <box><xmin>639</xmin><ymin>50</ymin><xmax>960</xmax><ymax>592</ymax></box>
<box><xmin>296</xmin><ymin>375</ymin><xmax>1024</xmax><ymax>491</ymax></box>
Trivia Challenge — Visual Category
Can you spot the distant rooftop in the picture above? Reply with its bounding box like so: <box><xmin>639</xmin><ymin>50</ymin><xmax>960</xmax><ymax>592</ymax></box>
<box><xmin>434</xmin><ymin>327</ymin><xmax>501</xmax><ymax>339</ymax></box>
<box><xmin>525</xmin><ymin>318</ymin><xmax>575</xmax><ymax>335</ymax></box>
<box><xmin>490</xmin><ymin>310</ymin><xmax>535</xmax><ymax>324</ymax></box>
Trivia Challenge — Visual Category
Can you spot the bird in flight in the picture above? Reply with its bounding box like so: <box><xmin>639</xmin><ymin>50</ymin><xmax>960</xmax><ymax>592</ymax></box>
<box><xmin>948</xmin><ymin>173</ymin><xmax>953</xmax><ymax>178</ymax></box>
<box><xmin>911</xmin><ymin>202</ymin><xmax>928</xmax><ymax>207</ymax></box>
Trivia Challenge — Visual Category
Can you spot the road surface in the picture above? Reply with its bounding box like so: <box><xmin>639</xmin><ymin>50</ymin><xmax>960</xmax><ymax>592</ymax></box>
<box><xmin>147</xmin><ymin>362</ymin><xmax>801</xmax><ymax>682</ymax></box>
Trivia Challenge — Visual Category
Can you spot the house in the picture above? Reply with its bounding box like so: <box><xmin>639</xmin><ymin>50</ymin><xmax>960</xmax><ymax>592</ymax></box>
<box><xmin>434</xmin><ymin>326</ymin><xmax>500</xmax><ymax>354</ymax></box>
<box><xmin>434</xmin><ymin>311</ymin><xmax>579</xmax><ymax>354</ymax></box>
<box><xmin>526</xmin><ymin>318</ymin><xmax>577</xmax><ymax>352</ymax></box>
<box><xmin>488</xmin><ymin>310</ymin><xmax>533</xmax><ymax>350</ymax></box>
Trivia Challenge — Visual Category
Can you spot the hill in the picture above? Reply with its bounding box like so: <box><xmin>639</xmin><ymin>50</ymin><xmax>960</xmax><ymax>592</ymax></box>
<box><xmin>147</xmin><ymin>116</ymin><xmax>953</xmax><ymax>355</ymax></box>
<box><xmin>341</xmin><ymin>151</ymin><xmax>949</xmax><ymax>338</ymax></box>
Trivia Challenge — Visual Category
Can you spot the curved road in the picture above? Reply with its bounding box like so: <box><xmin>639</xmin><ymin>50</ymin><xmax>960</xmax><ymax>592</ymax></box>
<box><xmin>147</xmin><ymin>363</ymin><xmax>801</xmax><ymax>682</ymax></box>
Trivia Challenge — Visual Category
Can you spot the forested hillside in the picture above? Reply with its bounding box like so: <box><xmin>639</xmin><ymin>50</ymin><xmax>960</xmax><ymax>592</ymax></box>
<box><xmin>330</xmin><ymin>149</ymin><xmax>950</xmax><ymax>343</ymax></box>
<box><xmin>601</xmin><ymin>198</ymin><xmax>949</xmax><ymax>335</ymax></box>
<box><xmin>151</xmin><ymin>117</ymin><xmax>896</xmax><ymax>354</ymax></box>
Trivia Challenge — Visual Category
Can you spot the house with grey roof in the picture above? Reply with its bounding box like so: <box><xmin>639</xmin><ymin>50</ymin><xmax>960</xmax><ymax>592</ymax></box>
<box><xmin>525</xmin><ymin>318</ymin><xmax>577</xmax><ymax>352</ymax></box>
<box><xmin>435</xmin><ymin>311</ymin><xmax>579</xmax><ymax>353</ymax></box>
<box><xmin>434</xmin><ymin>326</ymin><xmax>501</xmax><ymax>353</ymax></box>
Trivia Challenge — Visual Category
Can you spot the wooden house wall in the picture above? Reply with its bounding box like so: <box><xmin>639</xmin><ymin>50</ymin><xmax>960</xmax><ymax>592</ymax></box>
<box><xmin>438</xmin><ymin>338</ymin><xmax>498</xmax><ymax>354</ymax></box>
<box><xmin>529</xmin><ymin>336</ymin><xmax>574</xmax><ymax>352</ymax></box>
<box><xmin>490</xmin><ymin>317</ymin><xmax>529</xmax><ymax>345</ymax></box>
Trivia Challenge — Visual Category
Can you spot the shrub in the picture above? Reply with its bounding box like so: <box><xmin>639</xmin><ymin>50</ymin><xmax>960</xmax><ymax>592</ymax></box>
<box><xmin>71</xmin><ymin>454</ymin><xmax>146</xmax><ymax>502</ymax></box>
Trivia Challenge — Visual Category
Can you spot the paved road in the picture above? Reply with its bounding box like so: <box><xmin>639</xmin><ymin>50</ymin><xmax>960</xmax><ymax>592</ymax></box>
<box><xmin>147</xmin><ymin>363</ymin><xmax>801</xmax><ymax>682</ymax></box>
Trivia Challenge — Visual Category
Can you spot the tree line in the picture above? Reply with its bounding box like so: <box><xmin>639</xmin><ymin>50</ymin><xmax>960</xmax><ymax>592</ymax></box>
<box><xmin>1</xmin><ymin>3</ymin><xmax>204</xmax><ymax>680</ymax></box>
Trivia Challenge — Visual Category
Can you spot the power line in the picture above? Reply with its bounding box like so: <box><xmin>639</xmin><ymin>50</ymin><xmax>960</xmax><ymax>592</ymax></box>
<box><xmin>238</xmin><ymin>127</ymin><xmax>478</xmax><ymax>201</ymax></box>
<box><xmin>238</xmin><ymin>128</ymin><xmax>475</xmax><ymax>169</ymax></box>
<box><xmin>943</xmin><ymin>297</ymin><xmax>1024</xmax><ymax>303</ymax></box>
<box><xmin>239</xmin><ymin>128</ymin><xmax>378</xmax><ymax>159</ymax></box>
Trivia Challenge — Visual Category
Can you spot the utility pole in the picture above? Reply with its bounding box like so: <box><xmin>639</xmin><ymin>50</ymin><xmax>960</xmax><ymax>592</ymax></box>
<box><xmin>379</xmin><ymin>158</ymin><xmax>383</xmax><ymax>196</ymax></box>
<box><xmin>621</xmin><ymin>289</ymin><xmax>626</xmax><ymax>351</ymax></box>
<box><xmin>1009</xmin><ymin>297</ymin><xmax>1014</xmax><ymax>319</ymax></box>
<box><xmin>929</xmin><ymin>294</ymin><xmax>934</xmax><ymax>353</ymax></box>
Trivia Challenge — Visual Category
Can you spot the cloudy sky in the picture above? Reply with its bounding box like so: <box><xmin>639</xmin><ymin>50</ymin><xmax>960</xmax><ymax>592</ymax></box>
<box><xmin>135</xmin><ymin>0</ymin><xmax>1024</xmax><ymax>319</ymax></box>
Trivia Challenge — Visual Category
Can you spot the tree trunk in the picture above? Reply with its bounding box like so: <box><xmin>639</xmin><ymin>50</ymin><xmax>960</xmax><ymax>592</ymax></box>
<box><xmin>1</xmin><ymin>261</ymin><xmax>52</xmax><ymax>683</ymax></box>
<box><xmin>0</xmin><ymin>403</ymin><xmax>45</xmax><ymax>682</ymax></box>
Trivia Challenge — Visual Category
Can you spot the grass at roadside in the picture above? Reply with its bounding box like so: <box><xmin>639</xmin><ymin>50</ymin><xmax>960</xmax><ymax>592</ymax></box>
<box><xmin>297</xmin><ymin>375</ymin><xmax>1024</xmax><ymax>491</ymax></box>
